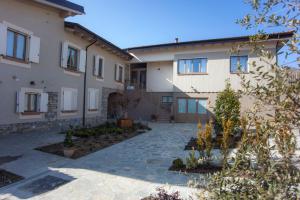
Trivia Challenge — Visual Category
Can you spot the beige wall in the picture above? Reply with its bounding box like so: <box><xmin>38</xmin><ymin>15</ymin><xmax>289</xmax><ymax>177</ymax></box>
<box><xmin>129</xmin><ymin>43</ymin><xmax>277</xmax><ymax>93</ymax></box>
<box><xmin>0</xmin><ymin>0</ymin><xmax>127</xmax><ymax>125</ymax></box>
<box><xmin>146</xmin><ymin>61</ymin><xmax>173</xmax><ymax>92</ymax></box>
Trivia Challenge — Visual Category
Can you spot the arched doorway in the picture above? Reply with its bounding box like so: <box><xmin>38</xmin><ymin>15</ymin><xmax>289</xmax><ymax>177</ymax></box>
<box><xmin>107</xmin><ymin>92</ymin><xmax>124</xmax><ymax>120</ymax></box>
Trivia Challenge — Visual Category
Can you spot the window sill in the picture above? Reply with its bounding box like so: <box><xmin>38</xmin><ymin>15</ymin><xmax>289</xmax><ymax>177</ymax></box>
<box><xmin>22</xmin><ymin>112</ymin><xmax>42</xmax><ymax>116</ymax></box>
<box><xmin>95</xmin><ymin>76</ymin><xmax>104</xmax><ymax>81</ymax></box>
<box><xmin>61</xmin><ymin>110</ymin><xmax>78</xmax><ymax>113</ymax></box>
<box><xmin>230</xmin><ymin>72</ymin><xmax>249</xmax><ymax>74</ymax></box>
<box><xmin>64</xmin><ymin>69</ymin><xmax>81</xmax><ymax>77</ymax></box>
<box><xmin>88</xmin><ymin>109</ymin><xmax>98</xmax><ymax>112</ymax></box>
<box><xmin>115</xmin><ymin>80</ymin><xmax>124</xmax><ymax>84</ymax></box>
<box><xmin>0</xmin><ymin>56</ymin><xmax>31</xmax><ymax>68</ymax></box>
<box><xmin>177</xmin><ymin>73</ymin><xmax>208</xmax><ymax>76</ymax></box>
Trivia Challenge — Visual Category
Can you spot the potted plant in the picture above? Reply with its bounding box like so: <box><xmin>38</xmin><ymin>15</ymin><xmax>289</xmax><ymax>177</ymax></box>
<box><xmin>115</xmin><ymin>93</ymin><xmax>134</xmax><ymax>128</ymax></box>
<box><xmin>169</xmin><ymin>115</ymin><xmax>175</xmax><ymax>123</ymax></box>
<box><xmin>63</xmin><ymin>127</ymin><xmax>75</xmax><ymax>158</ymax></box>
<box><xmin>150</xmin><ymin>114</ymin><xmax>158</xmax><ymax>122</ymax></box>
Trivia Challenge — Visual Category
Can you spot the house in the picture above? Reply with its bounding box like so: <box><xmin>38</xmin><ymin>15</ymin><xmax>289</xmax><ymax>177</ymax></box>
<box><xmin>0</xmin><ymin>0</ymin><xmax>294</xmax><ymax>134</ymax></box>
<box><xmin>126</xmin><ymin>32</ymin><xmax>293</xmax><ymax>122</ymax></box>
<box><xmin>0</xmin><ymin>0</ymin><xmax>131</xmax><ymax>135</ymax></box>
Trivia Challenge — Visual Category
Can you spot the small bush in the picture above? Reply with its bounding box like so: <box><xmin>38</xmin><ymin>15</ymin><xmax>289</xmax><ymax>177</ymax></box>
<box><xmin>144</xmin><ymin>188</ymin><xmax>183</xmax><ymax>200</ymax></box>
<box><xmin>186</xmin><ymin>149</ymin><xmax>198</xmax><ymax>169</ymax></box>
<box><xmin>172</xmin><ymin>158</ymin><xmax>185</xmax><ymax>169</ymax></box>
<box><xmin>214</xmin><ymin>81</ymin><xmax>240</xmax><ymax>134</ymax></box>
<box><xmin>64</xmin><ymin>126</ymin><xmax>74</xmax><ymax>147</ymax></box>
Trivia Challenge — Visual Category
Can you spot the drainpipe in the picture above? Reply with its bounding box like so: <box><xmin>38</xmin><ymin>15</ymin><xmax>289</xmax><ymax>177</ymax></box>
<box><xmin>83</xmin><ymin>39</ymin><xmax>97</xmax><ymax>127</ymax></box>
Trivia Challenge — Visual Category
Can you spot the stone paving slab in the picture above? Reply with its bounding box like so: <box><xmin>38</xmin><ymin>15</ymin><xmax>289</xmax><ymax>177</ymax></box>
<box><xmin>0</xmin><ymin>123</ymin><xmax>203</xmax><ymax>200</ymax></box>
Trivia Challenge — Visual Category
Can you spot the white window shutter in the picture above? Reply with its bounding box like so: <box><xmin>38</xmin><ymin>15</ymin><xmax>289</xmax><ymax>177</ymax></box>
<box><xmin>87</xmin><ymin>88</ymin><xmax>91</xmax><ymax>109</ymax></box>
<box><xmin>72</xmin><ymin>89</ymin><xmax>78</xmax><ymax>110</ymax></box>
<box><xmin>62</xmin><ymin>89</ymin><xmax>70</xmax><ymax>111</ymax></box>
<box><xmin>79</xmin><ymin>49</ymin><xmax>86</xmax><ymax>72</ymax></box>
<box><xmin>40</xmin><ymin>92</ymin><xmax>48</xmax><ymax>112</ymax></box>
<box><xmin>94</xmin><ymin>55</ymin><xmax>99</xmax><ymax>76</ymax></box>
<box><xmin>0</xmin><ymin>23</ymin><xmax>7</xmax><ymax>56</ymax></box>
<box><xmin>29</xmin><ymin>35</ymin><xmax>40</xmax><ymax>63</ymax></box>
<box><xmin>61</xmin><ymin>42</ymin><xmax>68</xmax><ymax>68</ymax></box>
<box><xmin>16</xmin><ymin>91</ymin><xmax>25</xmax><ymax>113</ymax></box>
<box><xmin>95</xmin><ymin>89</ymin><xmax>99</xmax><ymax>109</ymax></box>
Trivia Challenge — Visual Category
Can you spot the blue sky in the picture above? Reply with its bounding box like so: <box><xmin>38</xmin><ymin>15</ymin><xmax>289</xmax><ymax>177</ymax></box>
<box><xmin>68</xmin><ymin>0</ymin><xmax>261</xmax><ymax>48</ymax></box>
<box><xmin>68</xmin><ymin>0</ymin><xmax>297</xmax><ymax>67</ymax></box>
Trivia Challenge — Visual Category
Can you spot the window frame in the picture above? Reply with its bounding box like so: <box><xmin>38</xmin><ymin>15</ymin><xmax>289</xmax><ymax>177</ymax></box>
<box><xmin>67</xmin><ymin>46</ymin><xmax>79</xmax><ymax>71</ymax></box>
<box><xmin>115</xmin><ymin>64</ymin><xmax>124</xmax><ymax>83</ymax></box>
<box><xmin>24</xmin><ymin>92</ymin><xmax>38</xmax><ymax>113</ymax></box>
<box><xmin>177</xmin><ymin>58</ymin><xmax>208</xmax><ymax>75</ymax></box>
<box><xmin>94</xmin><ymin>55</ymin><xmax>104</xmax><ymax>79</ymax></box>
<box><xmin>6</xmin><ymin>29</ymin><xmax>27</xmax><ymax>62</ymax></box>
<box><xmin>177</xmin><ymin>98</ymin><xmax>208</xmax><ymax>114</ymax></box>
<box><xmin>230</xmin><ymin>55</ymin><xmax>248</xmax><ymax>74</ymax></box>
<box><xmin>162</xmin><ymin>96</ymin><xmax>173</xmax><ymax>104</ymax></box>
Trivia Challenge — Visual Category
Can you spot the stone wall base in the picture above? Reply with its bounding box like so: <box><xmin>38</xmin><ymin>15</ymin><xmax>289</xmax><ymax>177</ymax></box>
<box><xmin>0</xmin><ymin>116</ymin><xmax>106</xmax><ymax>135</ymax></box>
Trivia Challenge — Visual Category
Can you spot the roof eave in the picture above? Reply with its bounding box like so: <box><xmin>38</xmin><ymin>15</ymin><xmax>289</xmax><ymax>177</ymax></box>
<box><xmin>34</xmin><ymin>0</ymin><xmax>85</xmax><ymax>16</ymax></box>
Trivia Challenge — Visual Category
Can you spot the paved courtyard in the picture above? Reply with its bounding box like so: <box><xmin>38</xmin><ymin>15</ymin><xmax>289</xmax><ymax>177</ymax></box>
<box><xmin>0</xmin><ymin>123</ymin><xmax>202</xmax><ymax>200</ymax></box>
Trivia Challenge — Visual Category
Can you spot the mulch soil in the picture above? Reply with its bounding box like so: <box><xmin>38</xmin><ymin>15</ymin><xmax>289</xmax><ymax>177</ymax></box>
<box><xmin>184</xmin><ymin>137</ymin><xmax>240</xmax><ymax>150</ymax></box>
<box><xmin>0</xmin><ymin>169</ymin><xmax>24</xmax><ymax>188</ymax></box>
<box><xmin>169</xmin><ymin>164</ymin><xmax>222</xmax><ymax>174</ymax></box>
<box><xmin>36</xmin><ymin>130</ymin><xmax>145</xmax><ymax>159</ymax></box>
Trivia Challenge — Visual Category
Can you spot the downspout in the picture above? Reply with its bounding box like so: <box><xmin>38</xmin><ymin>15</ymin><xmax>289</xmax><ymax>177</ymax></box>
<box><xmin>83</xmin><ymin>39</ymin><xmax>97</xmax><ymax>127</ymax></box>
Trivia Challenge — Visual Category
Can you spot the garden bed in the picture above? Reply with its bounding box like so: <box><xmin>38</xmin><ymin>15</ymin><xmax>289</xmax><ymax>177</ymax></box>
<box><xmin>0</xmin><ymin>169</ymin><xmax>24</xmax><ymax>188</ymax></box>
<box><xmin>36</xmin><ymin>122</ymin><xmax>151</xmax><ymax>159</ymax></box>
<box><xmin>184</xmin><ymin>137</ymin><xmax>240</xmax><ymax>150</ymax></box>
<box><xmin>169</xmin><ymin>163</ymin><xmax>222</xmax><ymax>174</ymax></box>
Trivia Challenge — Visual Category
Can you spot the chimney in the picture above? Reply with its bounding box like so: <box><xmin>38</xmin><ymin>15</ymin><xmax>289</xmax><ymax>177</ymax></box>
<box><xmin>175</xmin><ymin>37</ymin><xmax>179</xmax><ymax>43</ymax></box>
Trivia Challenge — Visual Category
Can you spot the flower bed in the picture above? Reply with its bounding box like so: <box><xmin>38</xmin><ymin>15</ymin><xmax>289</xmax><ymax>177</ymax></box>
<box><xmin>184</xmin><ymin>136</ymin><xmax>240</xmax><ymax>150</ymax></box>
<box><xmin>0</xmin><ymin>169</ymin><xmax>24</xmax><ymax>188</ymax></box>
<box><xmin>36</xmin><ymin>122</ymin><xmax>151</xmax><ymax>159</ymax></box>
<box><xmin>169</xmin><ymin>163</ymin><xmax>222</xmax><ymax>174</ymax></box>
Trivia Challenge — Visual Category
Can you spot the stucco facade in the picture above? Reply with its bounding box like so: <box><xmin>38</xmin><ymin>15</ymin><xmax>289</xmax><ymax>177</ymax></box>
<box><xmin>127</xmin><ymin>41</ymin><xmax>279</xmax><ymax>122</ymax></box>
<box><xmin>0</xmin><ymin>0</ymin><xmax>130</xmax><ymax>134</ymax></box>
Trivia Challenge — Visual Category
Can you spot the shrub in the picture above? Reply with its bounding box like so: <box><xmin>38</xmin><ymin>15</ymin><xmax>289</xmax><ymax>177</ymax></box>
<box><xmin>214</xmin><ymin>81</ymin><xmax>240</xmax><ymax>133</ymax></box>
<box><xmin>145</xmin><ymin>188</ymin><xmax>183</xmax><ymax>200</ymax></box>
<box><xmin>221</xmin><ymin>118</ymin><xmax>233</xmax><ymax>168</ymax></box>
<box><xmin>204</xmin><ymin>119</ymin><xmax>213</xmax><ymax>158</ymax></box>
<box><xmin>186</xmin><ymin>149</ymin><xmax>198</xmax><ymax>169</ymax></box>
<box><xmin>172</xmin><ymin>158</ymin><xmax>185</xmax><ymax>169</ymax></box>
<box><xmin>196</xmin><ymin>121</ymin><xmax>205</xmax><ymax>157</ymax></box>
<box><xmin>64</xmin><ymin>126</ymin><xmax>74</xmax><ymax>147</ymax></box>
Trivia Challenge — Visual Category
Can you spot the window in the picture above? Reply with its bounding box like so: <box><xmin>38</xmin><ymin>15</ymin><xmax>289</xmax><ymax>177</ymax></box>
<box><xmin>6</xmin><ymin>29</ymin><xmax>26</xmax><ymax>60</ymax></box>
<box><xmin>62</xmin><ymin>88</ymin><xmax>77</xmax><ymax>112</ymax></box>
<box><xmin>94</xmin><ymin>55</ymin><xmax>104</xmax><ymax>78</ymax></box>
<box><xmin>88</xmin><ymin>88</ymin><xmax>99</xmax><ymax>111</ymax></box>
<box><xmin>178</xmin><ymin>58</ymin><xmax>207</xmax><ymax>74</ymax></box>
<box><xmin>16</xmin><ymin>89</ymin><xmax>48</xmax><ymax>114</ymax></box>
<box><xmin>162</xmin><ymin>96</ymin><xmax>173</xmax><ymax>104</ymax></box>
<box><xmin>115</xmin><ymin>64</ymin><xmax>124</xmax><ymax>82</ymax></box>
<box><xmin>188</xmin><ymin>99</ymin><xmax>196</xmax><ymax>113</ymax></box>
<box><xmin>177</xmin><ymin>98</ymin><xmax>207</xmax><ymax>114</ymax></box>
<box><xmin>178</xmin><ymin>99</ymin><xmax>186</xmax><ymax>113</ymax></box>
<box><xmin>24</xmin><ymin>93</ymin><xmax>38</xmax><ymax>112</ymax></box>
<box><xmin>67</xmin><ymin>47</ymin><xmax>78</xmax><ymax>70</ymax></box>
<box><xmin>230</xmin><ymin>56</ymin><xmax>248</xmax><ymax>73</ymax></box>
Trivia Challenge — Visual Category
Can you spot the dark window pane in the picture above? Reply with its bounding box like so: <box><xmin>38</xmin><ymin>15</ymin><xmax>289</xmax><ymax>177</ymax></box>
<box><xmin>6</xmin><ymin>30</ymin><xmax>14</xmax><ymax>57</ymax></box>
<box><xmin>193</xmin><ymin>59</ymin><xmax>200</xmax><ymax>72</ymax></box>
<box><xmin>230</xmin><ymin>56</ymin><xmax>238</xmax><ymax>72</ymax></box>
<box><xmin>67</xmin><ymin>47</ymin><xmax>78</xmax><ymax>68</ymax></box>
<box><xmin>16</xmin><ymin>34</ymin><xmax>25</xmax><ymax>60</ymax></box>
<box><xmin>239</xmin><ymin>56</ymin><xmax>248</xmax><ymax>72</ymax></box>
<box><xmin>198</xmin><ymin>99</ymin><xmax>207</xmax><ymax>114</ymax></box>
<box><xmin>98</xmin><ymin>58</ymin><xmax>103</xmax><ymax>76</ymax></box>
<box><xmin>178</xmin><ymin>99</ymin><xmax>186</xmax><ymax>113</ymax></box>
<box><xmin>188</xmin><ymin>99</ymin><xmax>196</xmax><ymax>113</ymax></box>
<box><xmin>178</xmin><ymin>60</ymin><xmax>185</xmax><ymax>74</ymax></box>
<box><xmin>200</xmin><ymin>59</ymin><xmax>207</xmax><ymax>73</ymax></box>
<box><xmin>118</xmin><ymin>66</ymin><xmax>123</xmax><ymax>81</ymax></box>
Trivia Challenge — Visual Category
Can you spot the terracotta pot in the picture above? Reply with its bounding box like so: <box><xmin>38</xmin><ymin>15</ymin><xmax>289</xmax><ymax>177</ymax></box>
<box><xmin>63</xmin><ymin>148</ymin><xmax>75</xmax><ymax>158</ymax></box>
<box><xmin>118</xmin><ymin>119</ymin><xmax>133</xmax><ymax>128</ymax></box>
